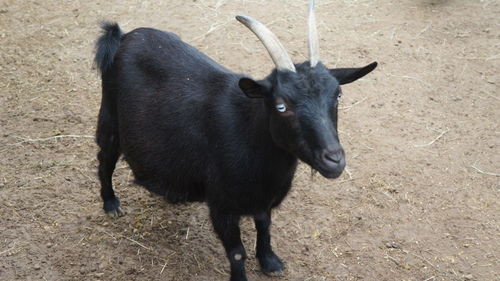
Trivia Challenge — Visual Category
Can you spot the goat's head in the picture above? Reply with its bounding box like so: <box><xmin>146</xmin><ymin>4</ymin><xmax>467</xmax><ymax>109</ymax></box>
<box><xmin>237</xmin><ymin>0</ymin><xmax>377</xmax><ymax>179</ymax></box>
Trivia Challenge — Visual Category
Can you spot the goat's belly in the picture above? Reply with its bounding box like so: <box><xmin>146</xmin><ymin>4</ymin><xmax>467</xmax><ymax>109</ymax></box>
<box><xmin>119</xmin><ymin>124</ymin><xmax>209</xmax><ymax>203</ymax></box>
<box><xmin>127</xmin><ymin>157</ymin><xmax>207</xmax><ymax>204</ymax></box>
<box><xmin>133</xmin><ymin>176</ymin><xmax>206</xmax><ymax>204</ymax></box>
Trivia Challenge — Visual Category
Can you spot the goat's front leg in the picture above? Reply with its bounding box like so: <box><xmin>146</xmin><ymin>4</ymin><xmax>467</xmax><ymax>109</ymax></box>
<box><xmin>209</xmin><ymin>208</ymin><xmax>247</xmax><ymax>281</ymax></box>
<box><xmin>254</xmin><ymin>210</ymin><xmax>284</xmax><ymax>275</ymax></box>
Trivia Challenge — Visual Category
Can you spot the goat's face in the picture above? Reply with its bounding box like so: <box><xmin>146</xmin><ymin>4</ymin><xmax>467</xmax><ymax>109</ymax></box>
<box><xmin>271</xmin><ymin>63</ymin><xmax>344</xmax><ymax>178</ymax></box>
<box><xmin>237</xmin><ymin>0</ymin><xmax>377</xmax><ymax>178</ymax></box>
<box><xmin>239</xmin><ymin>61</ymin><xmax>377</xmax><ymax>179</ymax></box>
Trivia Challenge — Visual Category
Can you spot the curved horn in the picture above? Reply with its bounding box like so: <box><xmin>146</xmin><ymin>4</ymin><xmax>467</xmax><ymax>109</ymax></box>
<box><xmin>308</xmin><ymin>0</ymin><xmax>320</xmax><ymax>67</ymax></box>
<box><xmin>236</xmin><ymin>15</ymin><xmax>296</xmax><ymax>72</ymax></box>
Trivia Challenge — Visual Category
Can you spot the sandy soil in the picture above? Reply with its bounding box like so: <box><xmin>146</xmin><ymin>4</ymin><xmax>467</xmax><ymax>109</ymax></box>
<box><xmin>0</xmin><ymin>0</ymin><xmax>499</xmax><ymax>280</ymax></box>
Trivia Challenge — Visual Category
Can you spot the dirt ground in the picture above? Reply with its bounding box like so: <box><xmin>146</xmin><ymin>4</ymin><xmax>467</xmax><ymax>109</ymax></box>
<box><xmin>0</xmin><ymin>0</ymin><xmax>498</xmax><ymax>280</ymax></box>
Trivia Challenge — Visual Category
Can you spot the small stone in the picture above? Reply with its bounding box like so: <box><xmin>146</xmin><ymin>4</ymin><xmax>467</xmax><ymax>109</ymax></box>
<box><xmin>385</xmin><ymin>242</ymin><xmax>400</xmax><ymax>249</ymax></box>
<box><xmin>46</xmin><ymin>242</ymin><xmax>53</xmax><ymax>248</ymax></box>
<box><xmin>464</xmin><ymin>274</ymin><xmax>474</xmax><ymax>281</ymax></box>
<box><xmin>125</xmin><ymin>268</ymin><xmax>137</xmax><ymax>275</ymax></box>
<box><xmin>99</xmin><ymin>260</ymin><xmax>109</xmax><ymax>269</ymax></box>
<box><xmin>79</xmin><ymin>267</ymin><xmax>86</xmax><ymax>274</ymax></box>
<box><xmin>234</xmin><ymin>254</ymin><xmax>242</xmax><ymax>261</ymax></box>
<box><xmin>34</xmin><ymin>264</ymin><xmax>41</xmax><ymax>270</ymax></box>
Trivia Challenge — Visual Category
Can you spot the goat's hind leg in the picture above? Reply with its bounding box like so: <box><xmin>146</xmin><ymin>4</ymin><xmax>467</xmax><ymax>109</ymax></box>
<box><xmin>96</xmin><ymin>106</ymin><xmax>123</xmax><ymax>217</ymax></box>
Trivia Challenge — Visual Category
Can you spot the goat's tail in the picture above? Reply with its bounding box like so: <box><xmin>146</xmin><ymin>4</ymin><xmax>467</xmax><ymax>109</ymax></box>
<box><xmin>95</xmin><ymin>21</ymin><xmax>123</xmax><ymax>75</ymax></box>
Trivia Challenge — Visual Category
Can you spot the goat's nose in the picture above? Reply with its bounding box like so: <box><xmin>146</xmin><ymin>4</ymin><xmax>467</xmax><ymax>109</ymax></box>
<box><xmin>322</xmin><ymin>149</ymin><xmax>343</xmax><ymax>164</ymax></box>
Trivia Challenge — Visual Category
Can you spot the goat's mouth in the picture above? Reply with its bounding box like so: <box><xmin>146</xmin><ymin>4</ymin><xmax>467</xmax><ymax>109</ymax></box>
<box><xmin>310</xmin><ymin>149</ymin><xmax>346</xmax><ymax>179</ymax></box>
<box><xmin>293</xmin><ymin>141</ymin><xmax>346</xmax><ymax>179</ymax></box>
<box><xmin>313</xmin><ymin>159</ymin><xmax>345</xmax><ymax>179</ymax></box>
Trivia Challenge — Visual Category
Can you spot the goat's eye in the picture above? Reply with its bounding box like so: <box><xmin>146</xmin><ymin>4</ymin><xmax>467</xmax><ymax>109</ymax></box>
<box><xmin>337</xmin><ymin>90</ymin><xmax>342</xmax><ymax>100</ymax></box>
<box><xmin>276</xmin><ymin>103</ymin><xmax>287</xmax><ymax>112</ymax></box>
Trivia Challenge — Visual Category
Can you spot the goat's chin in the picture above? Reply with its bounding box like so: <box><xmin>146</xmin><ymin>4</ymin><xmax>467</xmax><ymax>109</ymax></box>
<box><xmin>317</xmin><ymin>168</ymin><xmax>343</xmax><ymax>179</ymax></box>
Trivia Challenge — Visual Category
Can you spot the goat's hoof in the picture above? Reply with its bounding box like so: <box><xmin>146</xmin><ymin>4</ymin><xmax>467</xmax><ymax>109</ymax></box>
<box><xmin>103</xmin><ymin>197</ymin><xmax>123</xmax><ymax>217</ymax></box>
<box><xmin>259</xmin><ymin>253</ymin><xmax>284</xmax><ymax>276</ymax></box>
<box><xmin>264</xmin><ymin>270</ymin><xmax>284</xmax><ymax>277</ymax></box>
<box><xmin>106</xmin><ymin>207</ymin><xmax>124</xmax><ymax>217</ymax></box>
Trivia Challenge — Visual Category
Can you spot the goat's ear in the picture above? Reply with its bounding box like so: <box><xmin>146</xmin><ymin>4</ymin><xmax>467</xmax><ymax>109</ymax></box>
<box><xmin>329</xmin><ymin>62</ymin><xmax>378</xmax><ymax>85</ymax></box>
<box><xmin>238</xmin><ymin>78</ymin><xmax>271</xmax><ymax>98</ymax></box>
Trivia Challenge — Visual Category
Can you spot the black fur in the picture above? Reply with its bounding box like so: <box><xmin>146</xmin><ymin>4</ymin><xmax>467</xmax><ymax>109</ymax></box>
<box><xmin>94</xmin><ymin>20</ymin><xmax>376</xmax><ymax>281</ymax></box>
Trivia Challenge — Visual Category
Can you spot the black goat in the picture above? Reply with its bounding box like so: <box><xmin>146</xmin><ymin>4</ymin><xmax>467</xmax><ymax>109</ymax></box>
<box><xmin>94</xmin><ymin>1</ymin><xmax>376</xmax><ymax>280</ymax></box>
